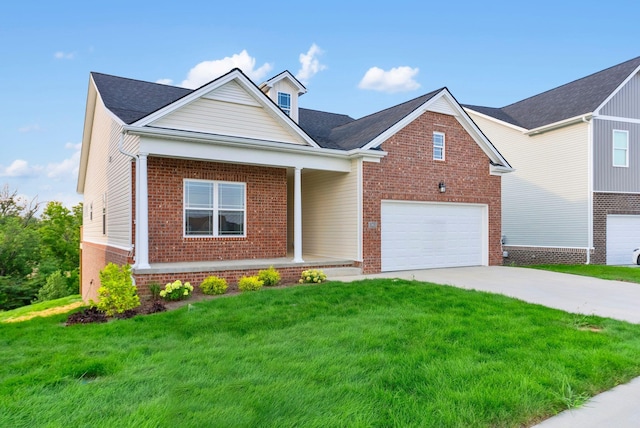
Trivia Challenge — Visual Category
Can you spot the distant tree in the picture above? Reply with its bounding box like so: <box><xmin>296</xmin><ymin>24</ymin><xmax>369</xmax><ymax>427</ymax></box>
<box><xmin>38</xmin><ymin>201</ymin><xmax>82</xmax><ymax>274</ymax></box>
<box><xmin>0</xmin><ymin>184</ymin><xmax>40</xmax><ymax>225</ymax></box>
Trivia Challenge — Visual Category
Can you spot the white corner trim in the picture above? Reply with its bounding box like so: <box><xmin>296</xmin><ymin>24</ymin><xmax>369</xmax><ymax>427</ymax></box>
<box><xmin>593</xmin><ymin>64</ymin><xmax>640</xmax><ymax>115</ymax></box>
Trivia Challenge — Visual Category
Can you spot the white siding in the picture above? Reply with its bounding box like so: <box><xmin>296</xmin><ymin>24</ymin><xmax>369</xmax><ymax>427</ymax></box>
<box><xmin>269</xmin><ymin>79</ymin><xmax>300</xmax><ymax>122</ymax></box>
<box><xmin>202</xmin><ymin>80</ymin><xmax>260</xmax><ymax>106</ymax></box>
<box><xmin>301</xmin><ymin>161</ymin><xmax>359</xmax><ymax>259</ymax></box>
<box><xmin>427</xmin><ymin>97</ymin><xmax>456</xmax><ymax>116</ymax></box>
<box><xmin>150</xmin><ymin>97</ymin><xmax>307</xmax><ymax>145</ymax></box>
<box><xmin>469</xmin><ymin>112</ymin><xmax>590</xmax><ymax>247</ymax></box>
<box><xmin>82</xmin><ymin>100</ymin><xmax>137</xmax><ymax>249</ymax></box>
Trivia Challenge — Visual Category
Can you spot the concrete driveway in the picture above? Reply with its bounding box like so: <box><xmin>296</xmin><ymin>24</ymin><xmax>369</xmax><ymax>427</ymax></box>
<box><xmin>331</xmin><ymin>265</ymin><xmax>640</xmax><ymax>323</ymax></box>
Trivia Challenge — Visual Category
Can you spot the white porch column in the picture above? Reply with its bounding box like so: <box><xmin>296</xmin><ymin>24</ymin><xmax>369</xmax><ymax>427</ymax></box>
<box><xmin>136</xmin><ymin>153</ymin><xmax>151</xmax><ymax>269</ymax></box>
<box><xmin>293</xmin><ymin>167</ymin><xmax>304</xmax><ymax>263</ymax></box>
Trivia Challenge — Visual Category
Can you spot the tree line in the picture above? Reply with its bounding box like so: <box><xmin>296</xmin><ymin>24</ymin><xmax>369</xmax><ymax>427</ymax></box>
<box><xmin>0</xmin><ymin>185</ymin><xmax>82</xmax><ymax>310</ymax></box>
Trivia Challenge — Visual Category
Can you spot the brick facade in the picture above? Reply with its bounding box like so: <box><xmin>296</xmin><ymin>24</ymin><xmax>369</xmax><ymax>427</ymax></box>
<box><xmin>146</xmin><ymin>157</ymin><xmax>288</xmax><ymax>263</ymax></box>
<box><xmin>361</xmin><ymin>111</ymin><xmax>503</xmax><ymax>273</ymax></box>
<box><xmin>80</xmin><ymin>241</ymin><xmax>132</xmax><ymax>302</ymax></box>
<box><xmin>502</xmin><ymin>246</ymin><xmax>589</xmax><ymax>265</ymax></box>
<box><xmin>592</xmin><ymin>192</ymin><xmax>640</xmax><ymax>264</ymax></box>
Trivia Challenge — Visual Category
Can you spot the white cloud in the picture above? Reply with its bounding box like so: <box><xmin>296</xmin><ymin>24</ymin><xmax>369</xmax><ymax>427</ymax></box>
<box><xmin>180</xmin><ymin>50</ymin><xmax>272</xmax><ymax>88</ymax></box>
<box><xmin>54</xmin><ymin>51</ymin><xmax>75</xmax><ymax>60</ymax></box>
<box><xmin>156</xmin><ymin>78</ymin><xmax>174</xmax><ymax>85</ymax></box>
<box><xmin>296</xmin><ymin>44</ymin><xmax>327</xmax><ymax>84</ymax></box>
<box><xmin>18</xmin><ymin>124</ymin><xmax>41</xmax><ymax>133</ymax></box>
<box><xmin>0</xmin><ymin>160</ymin><xmax>41</xmax><ymax>177</ymax></box>
<box><xmin>358</xmin><ymin>66</ymin><xmax>421</xmax><ymax>93</ymax></box>
<box><xmin>47</xmin><ymin>143</ymin><xmax>81</xmax><ymax>179</ymax></box>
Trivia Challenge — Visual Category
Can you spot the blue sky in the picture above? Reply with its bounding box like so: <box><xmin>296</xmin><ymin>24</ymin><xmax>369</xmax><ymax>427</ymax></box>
<box><xmin>1</xmin><ymin>0</ymin><xmax>639</xmax><ymax>208</ymax></box>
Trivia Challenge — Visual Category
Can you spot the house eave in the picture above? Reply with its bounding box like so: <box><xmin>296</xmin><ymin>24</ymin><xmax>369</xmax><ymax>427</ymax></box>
<box><xmin>524</xmin><ymin>113</ymin><xmax>593</xmax><ymax>136</ymax></box>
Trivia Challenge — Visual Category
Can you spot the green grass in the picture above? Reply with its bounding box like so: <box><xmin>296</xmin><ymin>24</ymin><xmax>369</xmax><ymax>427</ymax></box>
<box><xmin>529</xmin><ymin>264</ymin><xmax>640</xmax><ymax>284</ymax></box>
<box><xmin>0</xmin><ymin>295</ymin><xmax>82</xmax><ymax>322</ymax></box>
<box><xmin>2</xmin><ymin>280</ymin><xmax>640</xmax><ymax>427</ymax></box>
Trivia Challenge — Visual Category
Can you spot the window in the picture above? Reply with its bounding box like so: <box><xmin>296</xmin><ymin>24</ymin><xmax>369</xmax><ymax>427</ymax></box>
<box><xmin>433</xmin><ymin>132</ymin><xmax>445</xmax><ymax>160</ymax></box>
<box><xmin>184</xmin><ymin>180</ymin><xmax>245</xmax><ymax>237</ymax></box>
<box><xmin>613</xmin><ymin>130</ymin><xmax>629</xmax><ymax>167</ymax></box>
<box><xmin>278</xmin><ymin>92</ymin><xmax>291</xmax><ymax>116</ymax></box>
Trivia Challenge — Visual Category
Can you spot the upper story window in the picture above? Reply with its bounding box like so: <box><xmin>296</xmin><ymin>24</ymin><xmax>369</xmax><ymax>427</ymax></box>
<box><xmin>433</xmin><ymin>132</ymin><xmax>445</xmax><ymax>161</ymax></box>
<box><xmin>613</xmin><ymin>130</ymin><xmax>629</xmax><ymax>167</ymax></box>
<box><xmin>184</xmin><ymin>180</ymin><xmax>246</xmax><ymax>237</ymax></box>
<box><xmin>278</xmin><ymin>92</ymin><xmax>291</xmax><ymax>116</ymax></box>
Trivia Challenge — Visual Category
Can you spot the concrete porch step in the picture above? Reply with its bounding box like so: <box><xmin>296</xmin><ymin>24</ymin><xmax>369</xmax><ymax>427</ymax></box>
<box><xmin>322</xmin><ymin>267</ymin><xmax>363</xmax><ymax>278</ymax></box>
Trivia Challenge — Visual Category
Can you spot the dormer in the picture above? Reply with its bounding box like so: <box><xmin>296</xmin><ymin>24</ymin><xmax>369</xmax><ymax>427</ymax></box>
<box><xmin>260</xmin><ymin>71</ymin><xmax>307</xmax><ymax>123</ymax></box>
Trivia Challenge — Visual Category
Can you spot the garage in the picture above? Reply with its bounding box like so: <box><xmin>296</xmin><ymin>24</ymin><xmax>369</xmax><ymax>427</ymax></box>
<box><xmin>381</xmin><ymin>201</ymin><xmax>488</xmax><ymax>271</ymax></box>
<box><xmin>606</xmin><ymin>215</ymin><xmax>640</xmax><ymax>265</ymax></box>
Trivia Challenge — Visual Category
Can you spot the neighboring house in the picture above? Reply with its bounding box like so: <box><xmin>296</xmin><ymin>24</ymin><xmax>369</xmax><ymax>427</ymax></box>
<box><xmin>465</xmin><ymin>56</ymin><xmax>640</xmax><ymax>265</ymax></box>
<box><xmin>77</xmin><ymin>68</ymin><xmax>512</xmax><ymax>301</ymax></box>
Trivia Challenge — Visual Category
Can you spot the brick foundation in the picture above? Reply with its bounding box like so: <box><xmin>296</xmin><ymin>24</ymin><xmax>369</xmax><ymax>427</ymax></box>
<box><xmin>80</xmin><ymin>241</ymin><xmax>133</xmax><ymax>302</ymax></box>
<box><xmin>592</xmin><ymin>193</ymin><xmax>640</xmax><ymax>264</ymax></box>
<box><xmin>362</xmin><ymin>111</ymin><xmax>503</xmax><ymax>273</ymax></box>
<box><xmin>502</xmin><ymin>246</ymin><xmax>589</xmax><ymax>265</ymax></box>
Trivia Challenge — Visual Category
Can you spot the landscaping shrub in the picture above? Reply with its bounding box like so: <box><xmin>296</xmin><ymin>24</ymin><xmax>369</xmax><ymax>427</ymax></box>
<box><xmin>238</xmin><ymin>275</ymin><xmax>263</xmax><ymax>292</ymax></box>
<box><xmin>159</xmin><ymin>280</ymin><xmax>193</xmax><ymax>301</ymax></box>
<box><xmin>258</xmin><ymin>266</ymin><xmax>280</xmax><ymax>286</ymax></box>
<box><xmin>148</xmin><ymin>282</ymin><xmax>161</xmax><ymax>301</ymax></box>
<box><xmin>299</xmin><ymin>269</ymin><xmax>327</xmax><ymax>284</ymax></box>
<box><xmin>34</xmin><ymin>271</ymin><xmax>71</xmax><ymax>302</ymax></box>
<box><xmin>200</xmin><ymin>276</ymin><xmax>228</xmax><ymax>295</ymax></box>
<box><xmin>94</xmin><ymin>263</ymin><xmax>140</xmax><ymax>316</ymax></box>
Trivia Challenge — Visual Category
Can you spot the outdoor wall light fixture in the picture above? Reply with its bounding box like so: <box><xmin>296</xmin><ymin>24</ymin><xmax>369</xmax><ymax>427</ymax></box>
<box><xmin>438</xmin><ymin>181</ymin><xmax>446</xmax><ymax>193</ymax></box>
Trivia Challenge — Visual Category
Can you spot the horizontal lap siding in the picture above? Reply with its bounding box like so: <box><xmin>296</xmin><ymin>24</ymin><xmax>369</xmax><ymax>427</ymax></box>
<box><xmin>151</xmin><ymin>97</ymin><xmax>305</xmax><ymax>145</ymax></box>
<box><xmin>302</xmin><ymin>162</ymin><xmax>359</xmax><ymax>260</ymax></box>
<box><xmin>469</xmin><ymin>113</ymin><xmax>589</xmax><ymax>248</ymax></box>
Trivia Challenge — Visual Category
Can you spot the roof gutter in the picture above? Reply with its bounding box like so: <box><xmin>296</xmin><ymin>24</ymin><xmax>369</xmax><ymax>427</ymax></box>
<box><xmin>524</xmin><ymin>114</ymin><xmax>593</xmax><ymax>136</ymax></box>
<box><xmin>123</xmin><ymin>125</ymin><xmax>386</xmax><ymax>161</ymax></box>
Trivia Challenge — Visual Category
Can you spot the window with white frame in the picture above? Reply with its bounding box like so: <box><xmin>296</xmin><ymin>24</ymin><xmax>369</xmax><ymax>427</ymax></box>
<box><xmin>613</xmin><ymin>130</ymin><xmax>629</xmax><ymax>167</ymax></box>
<box><xmin>278</xmin><ymin>92</ymin><xmax>291</xmax><ymax>116</ymax></box>
<box><xmin>433</xmin><ymin>132</ymin><xmax>445</xmax><ymax>160</ymax></box>
<box><xmin>184</xmin><ymin>180</ymin><xmax>246</xmax><ymax>237</ymax></box>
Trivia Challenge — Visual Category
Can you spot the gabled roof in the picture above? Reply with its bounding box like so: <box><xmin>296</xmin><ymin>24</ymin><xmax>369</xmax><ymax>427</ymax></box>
<box><xmin>260</xmin><ymin>70</ymin><xmax>307</xmax><ymax>96</ymax></box>
<box><xmin>91</xmin><ymin>72</ymin><xmax>191</xmax><ymax>124</ymax></box>
<box><xmin>465</xmin><ymin>56</ymin><xmax>640</xmax><ymax>130</ymax></box>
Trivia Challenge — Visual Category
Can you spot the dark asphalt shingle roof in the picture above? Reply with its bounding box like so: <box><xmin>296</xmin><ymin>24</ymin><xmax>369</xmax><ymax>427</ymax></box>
<box><xmin>91</xmin><ymin>72</ymin><xmax>191</xmax><ymax>124</ymax></box>
<box><xmin>91</xmin><ymin>71</ymin><xmax>448</xmax><ymax>151</ymax></box>
<box><xmin>465</xmin><ymin>56</ymin><xmax>640</xmax><ymax>130</ymax></box>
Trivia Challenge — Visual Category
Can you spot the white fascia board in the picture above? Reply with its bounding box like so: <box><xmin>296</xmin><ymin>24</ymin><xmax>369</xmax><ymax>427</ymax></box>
<box><xmin>524</xmin><ymin>113</ymin><xmax>593</xmax><ymax>136</ymax></box>
<box><xmin>262</xmin><ymin>71</ymin><xmax>307</xmax><ymax>95</ymax></box>
<box><xmin>463</xmin><ymin>107</ymin><xmax>528</xmax><ymax>133</ymax></box>
<box><xmin>361</xmin><ymin>89</ymin><xmax>512</xmax><ymax>171</ymax></box>
<box><xmin>490</xmin><ymin>165</ymin><xmax>515</xmax><ymax>175</ymax></box>
<box><xmin>77</xmin><ymin>77</ymin><xmax>97</xmax><ymax>193</ymax></box>
<box><xmin>132</xmin><ymin>70</ymin><xmax>319</xmax><ymax>148</ymax></box>
<box><xmin>129</xmin><ymin>127</ymin><xmax>353</xmax><ymax>172</ymax></box>
<box><xmin>593</xmin><ymin>64</ymin><xmax>640</xmax><ymax>115</ymax></box>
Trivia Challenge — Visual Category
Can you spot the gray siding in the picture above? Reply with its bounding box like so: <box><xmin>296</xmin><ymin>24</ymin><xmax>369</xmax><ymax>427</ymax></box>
<box><xmin>593</xmin><ymin>119</ymin><xmax>640</xmax><ymax>192</ymax></box>
<box><xmin>599</xmin><ymin>73</ymin><xmax>640</xmax><ymax>119</ymax></box>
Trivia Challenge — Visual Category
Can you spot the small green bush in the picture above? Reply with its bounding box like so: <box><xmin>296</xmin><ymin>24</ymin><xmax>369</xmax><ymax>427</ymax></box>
<box><xmin>94</xmin><ymin>263</ymin><xmax>140</xmax><ymax>316</ymax></box>
<box><xmin>200</xmin><ymin>276</ymin><xmax>228</xmax><ymax>295</ymax></box>
<box><xmin>299</xmin><ymin>269</ymin><xmax>327</xmax><ymax>284</ymax></box>
<box><xmin>258</xmin><ymin>266</ymin><xmax>280</xmax><ymax>286</ymax></box>
<box><xmin>238</xmin><ymin>276</ymin><xmax>263</xmax><ymax>292</ymax></box>
<box><xmin>35</xmin><ymin>271</ymin><xmax>72</xmax><ymax>302</ymax></box>
<box><xmin>160</xmin><ymin>280</ymin><xmax>194</xmax><ymax>301</ymax></box>
<box><xmin>148</xmin><ymin>282</ymin><xmax>161</xmax><ymax>300</ymax></box>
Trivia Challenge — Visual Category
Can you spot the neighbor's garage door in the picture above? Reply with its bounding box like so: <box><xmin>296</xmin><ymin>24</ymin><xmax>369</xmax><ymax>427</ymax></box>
<box><xmin>606</xmin><ymin>215</ymin><xmax>640</xmax><ymax>265</ymax></box>
<box><xmin>381</xmin><ymin>201</ymin><xmax>487</xmax><ymax>271</ymax></box>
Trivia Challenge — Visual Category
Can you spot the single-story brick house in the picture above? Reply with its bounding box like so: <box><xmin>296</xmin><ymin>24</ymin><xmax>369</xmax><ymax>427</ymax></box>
<box><xmin>77</xmin><ymin>68</ymin><xmax>512</xmax><ymax>301</ymax></box>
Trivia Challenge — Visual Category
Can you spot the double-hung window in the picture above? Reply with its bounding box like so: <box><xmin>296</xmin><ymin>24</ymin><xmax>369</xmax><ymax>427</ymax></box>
<box><xmin>613</xmin><ymin>130</ymin><xmax>629</xmax><ymax>167</ymax></box>
<box><xmin>433</xmin><ymin>132</ymin><xmax>445</xmax><ymax>161</ymax></box>
<box><xmin>184</xmin><ymin>180</ymin><xmax>246</xmax><ymax>237</ymax></box>
<box><xmin>278</xmin><ymin>92</ymin><xmax>291</xmax><ymax>116</ymax></box>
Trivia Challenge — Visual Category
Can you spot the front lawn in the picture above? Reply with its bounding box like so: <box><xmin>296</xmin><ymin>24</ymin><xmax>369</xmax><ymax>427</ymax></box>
<box><xmin>529</xmin><ymin>264</ymin><xmax>640</xmax><ymax>284</ymax></box>
<box><xmin>2</xmin><ymin>280</ymin><xmax>640</xmax><ymax>427</ymax></box>
<box><xmin>0</xmin><ymin>295</ymin><xmax>82</xmax><ymax>323</ymax></box>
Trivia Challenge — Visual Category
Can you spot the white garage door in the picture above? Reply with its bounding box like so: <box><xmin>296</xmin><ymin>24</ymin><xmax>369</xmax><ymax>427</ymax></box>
<box><xmin>606</xmin><ymin>215</ymin><xmax>640</xmax><ymax>265</ymax></box>
<box><xmin>381</xmin><ymin>201</ymin><xmax>487</xmax><ymax>271</ymax></box>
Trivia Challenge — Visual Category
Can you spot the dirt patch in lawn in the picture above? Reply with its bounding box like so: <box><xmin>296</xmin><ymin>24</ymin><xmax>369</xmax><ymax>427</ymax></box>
<box><xmin>3</xmin><ymin>301</ymin><xmax>85</xmax><ymax>323</ymax></box>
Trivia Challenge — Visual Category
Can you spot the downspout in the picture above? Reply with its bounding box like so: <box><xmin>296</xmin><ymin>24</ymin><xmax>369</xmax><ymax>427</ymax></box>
<box><xmin>584</xmin><ymin>115</ymin><xmax>593</xmax><ymax>265</ymax></box>
<box><xmin>118</xmin><ymin>131</ymin><xmax>138</xmax><ymax>267</ymax></box>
